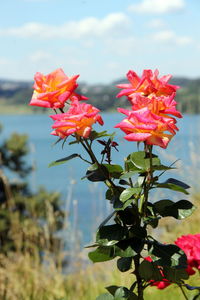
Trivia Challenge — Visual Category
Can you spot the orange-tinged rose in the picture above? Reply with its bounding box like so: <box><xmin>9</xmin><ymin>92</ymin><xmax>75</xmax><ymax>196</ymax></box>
<box><xmin>115</xmin><ymin>107</ymin><xmax>178</xmax><ymax>148</ymax></box>
<box><xmin>29</xmin><ymin>68</ymin><xmax>87</xmax><ymax>109</ymax></box>
<box><xmin>130</xmin><ymin>93</ymin><xmax>182</xmax><ymax>118</ymax></box>
<box><xmin>50</xmin><ymin>100</ymin><xmax>104</xmax><ymax>139</ymax></box>
<box><xmin>116</xmin><ymin>69</ymin><xmax>179</xmax><ymax>100</ymax></box>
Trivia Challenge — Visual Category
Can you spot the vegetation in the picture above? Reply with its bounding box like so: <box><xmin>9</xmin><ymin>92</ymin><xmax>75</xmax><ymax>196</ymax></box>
<box><xmin>1</xmin><ymin>77</ymin><xmax>200</xmax><ymax>114</ymax></box>
<box><xmin>0</xmin><ymin>193</ymin><xmax>199</xmax><ymax>300</ymax></box>
<box><xmin>0</xmin><ymin>124</ymin><xmax>66</xmax><ymax>261</ymax></box>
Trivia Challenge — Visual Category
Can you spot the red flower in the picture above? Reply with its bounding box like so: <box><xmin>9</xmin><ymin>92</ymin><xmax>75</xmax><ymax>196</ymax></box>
<box><xmin>175</xmin><ymin>234</ymin><xmax>200</xmax><ymax>274</ymax></box>
<box><xmin>50</xmin><ymin>100</ymin><xmax>103</xmax><ymax>139</ymax></box>
<box><xmin>29</xmin><ymin>68</ymin><xmax>87</xmax><ymax>109</ymax></box>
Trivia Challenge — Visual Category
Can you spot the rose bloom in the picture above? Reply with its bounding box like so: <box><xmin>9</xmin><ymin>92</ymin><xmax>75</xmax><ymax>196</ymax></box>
<box><xmin>129</xmin><ymin>93</ymin><xmax>182</xmax><ymax>119</ymax></box>
<box><xmin>116</xmin><ymin>69</ymin><xmax>179</xmax><ymax>100</ymax></box>
<box><xmin>29</xmin><ymin>68</ymin><xmax>87</xmax><ymax>109</ymax></box>
<box><xmin>115</xmin><ymin>107</ymin><xmax>178</xmax><ymax>148</ymax></box>
<box><xmin>175</xmin><ymin>234</ymin><xmax>200</xmax><ymax>274</ymax></box>
<box><xmin>50</xmin><ymin>100</ymin><xmax>104</xmax><ymax>139</ymax></box>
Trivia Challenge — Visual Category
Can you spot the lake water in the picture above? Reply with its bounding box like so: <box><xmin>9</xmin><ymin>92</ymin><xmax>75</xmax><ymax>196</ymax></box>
<box><xmin>1</xmin><ymin>113</ymin><xmax>200</xmax><ymax>245</ymax></box>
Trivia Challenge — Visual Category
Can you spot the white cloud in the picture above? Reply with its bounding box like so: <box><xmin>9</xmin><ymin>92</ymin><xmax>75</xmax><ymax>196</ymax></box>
<box><xmin>0</xmin><ymin>13</ymin><xmax>131</xmax><ymax>39</ymax></box>
<box><xmin>29</xmin><ymin>51</ymin><xmax>53</xmax><ymax>63</ymax></box>
<box><xmin>128</xmin><ymin>0</ymin><xmax>185</xmax><ymax>14</ymax></box>
<box><xmin>148</xmin><ymin>19</ymin><xmax>165</xmax><ymax>29</ymax></box>
<box><xmin>105</xmin><ymin>37</ymin><xmax>136</xmax><ymax>56</ymax></box>
<box><xmin>153</xmin><ymin>30</ymin><xmax>192</xmax><ymax>45</ymax></box>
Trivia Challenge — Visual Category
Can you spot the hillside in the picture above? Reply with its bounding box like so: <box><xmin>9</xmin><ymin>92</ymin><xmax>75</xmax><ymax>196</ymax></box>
<box><xmin>0</xmin><ymin>77</ymin><xmax>200</xmax><ymax>114</ymax></box>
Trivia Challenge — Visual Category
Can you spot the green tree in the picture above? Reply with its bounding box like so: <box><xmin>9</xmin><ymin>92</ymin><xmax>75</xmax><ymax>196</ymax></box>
<box><xmin>0</xmin><ymin>124</ymin><xmax>65</xmax><ymax>262</ymax></box>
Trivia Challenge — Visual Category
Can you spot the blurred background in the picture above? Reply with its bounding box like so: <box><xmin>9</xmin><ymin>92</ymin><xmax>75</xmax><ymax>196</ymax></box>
<box><xmin>0</xmin><ymin>1</ymin><xmax>200</xmax><ymax>299</ymax></box>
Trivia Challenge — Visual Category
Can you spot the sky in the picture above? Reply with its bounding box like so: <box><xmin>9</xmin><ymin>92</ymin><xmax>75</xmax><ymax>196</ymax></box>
<box><xmin>0</xmin><ymin>0</ymin><xmax>200</xmax><ymax>83</ymax></box>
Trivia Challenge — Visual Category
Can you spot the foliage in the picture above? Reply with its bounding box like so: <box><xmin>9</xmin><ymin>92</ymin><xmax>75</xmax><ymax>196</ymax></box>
<box><xmin>0</xmin><ymin>124</ymin><xmax>65</xmax><ymax>261</ymax></box>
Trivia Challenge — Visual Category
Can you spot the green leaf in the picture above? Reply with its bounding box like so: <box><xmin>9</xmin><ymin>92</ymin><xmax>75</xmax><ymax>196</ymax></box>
<box><xmin>88</xmin><ymin>246</ymin><xmax>116</xmax><ymax>262</ymax></box>
<box><xmin>120</xmin><ymin>171</ymin><xmax>141</xmax><ymax>179</ymax></box>
<box><xmin>117</xmin><ymin>257</ymin><xmax>132</xmax><ymax>272</ymax></box>
<box><xmin>103</xmin><ymin>164</ymin><xmax>123</xmax><ymax>179</ymax></box>
<box><xmin>148</xmin><ymin>241</ymin><xmax>187</xmax><ymax>269</ymax></box>
<box><xmin>139</xmin><ymin>260</ymin><xmax>163</xmax><ymax>281</ymax></box>
<box><xmin>130</xmin><ymin>151</ymin><xmax>161</xmax><ymax>170</ymax></box>
<box><xmin>90</xmin><ymin>130</ymin><xmax>115</xmax><ymax>141</ymax></box>
<box><xmin>114</xmin><ymin>287</ymin><xmax>138</xmax><ymax>300</ymax></box>
<box><xmin>119</xmin><ymin>179</ymin><xmax>130</xmax><ymax>186</ymax></box>
<box><xmin>116</xmin><ymin>245</ymin><xmax>137</xmax><ymax>258</ymax></box>
<box><xmin>154</xmin><ymin>199</ymin><xmax>195</xmax><ymax>219</ymax></box>
<box><xmin>96</xmin><ymin>293</ymin><xmax>114</xmax><ymax>300</ymax></box>
<box><xmin>164</xmin><ymin>178</ymin><xmax>190</xmax><ymax>189</ymax></box>
<box><xmin>96</xmin><ymin>224</ymin><xmax>127</xmax><ymax>246</ymax></box>
<box><xmin>163</xmin><ymin>267</ymin><xmax>189</xmax><ymax>283</ymax></box>
<box><xmin>48</xmin><ymin>154</ymin><xmax>80</xmax><ymax>167</ymax></box>
<box><xmin>156</xmin><ymin>183</ymin><xmax>189</xmax><ymax>195</ymax></box>
<box><xmin>85</xmin><ymin>163</ymin><xmax>108</xmax><ymax>182</ymax></box>
<box><xmin>106</xmin><ymin>286</ymin><xmax>119</xmax><ymax>296</ymax></box>
<box><xmin>119</xmin><ymin>188</ymin><xmax>142</xmax><ymax>202</ymax></box>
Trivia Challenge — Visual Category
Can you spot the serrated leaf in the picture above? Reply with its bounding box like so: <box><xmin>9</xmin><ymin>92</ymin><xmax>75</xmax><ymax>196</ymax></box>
<box><xmin>48</xmin><ymin>153</ymin><xmax>80</xmax><ymax>167</ymax></box>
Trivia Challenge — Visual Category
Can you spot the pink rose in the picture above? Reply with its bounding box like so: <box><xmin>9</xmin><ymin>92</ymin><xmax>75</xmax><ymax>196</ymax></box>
<box><xmin>129</xmin><ymin>93</ymin><xmax>182</xmax><ymax>119</ymax></box>
<box><xmin>29</xmin><ymin>68</ymin><xmax>87</xmax><ymax>109</ymax></box>
<box><xmin>115</xmin><ymin>107</ymin><xmax>178</xmax><ymax>148</ymax></box>
<box><xmin>116</xmin><ymin>69</ymin><xmax>179</xmax><ymax>100</ymax></box>
<box><xmin>50</xmin><ymin>100</ymin><xmax>104</xmax><ymax>139</ymax></box>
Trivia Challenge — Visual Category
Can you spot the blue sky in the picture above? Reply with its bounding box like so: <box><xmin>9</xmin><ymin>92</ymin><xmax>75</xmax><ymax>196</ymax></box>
<box><xmin>0</xmin><ymin>0</ymin><xmax>200</xmax><ymax>83</ymax></box>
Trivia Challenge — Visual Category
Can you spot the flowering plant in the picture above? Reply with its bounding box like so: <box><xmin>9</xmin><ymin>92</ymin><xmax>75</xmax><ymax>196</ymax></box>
<box><xmin>29</xmin><ymin>68</ymin><xmax>199</xmax><ymax>300</ymax></box>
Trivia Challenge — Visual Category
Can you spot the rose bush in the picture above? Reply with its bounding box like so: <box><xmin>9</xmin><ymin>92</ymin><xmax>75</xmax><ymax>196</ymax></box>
<box><xmin>29</xmin><ymin>68</ymin><xmax>198</xmax><ymax>300</ymax></box>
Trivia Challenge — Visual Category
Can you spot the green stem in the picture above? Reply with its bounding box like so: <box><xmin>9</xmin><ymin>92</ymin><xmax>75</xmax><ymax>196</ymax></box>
<box><xmin>142</xmin><ymin>144</ymin><xmax>153</xmax><ymax>217</ymax></box>
<box><xmin>179</xmin><ymin>285</ymin><xmax>189</xmax><ymax>300</ymax></box>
